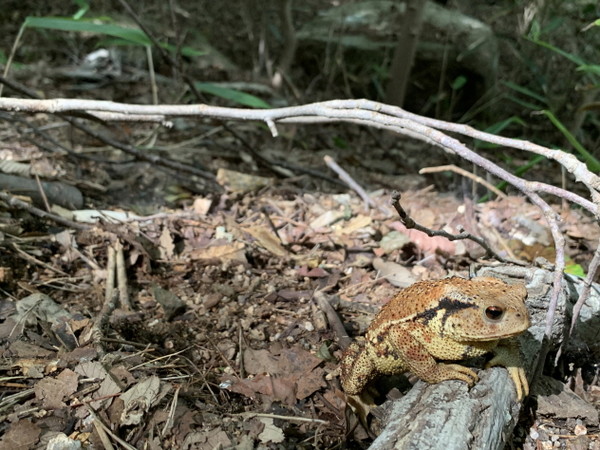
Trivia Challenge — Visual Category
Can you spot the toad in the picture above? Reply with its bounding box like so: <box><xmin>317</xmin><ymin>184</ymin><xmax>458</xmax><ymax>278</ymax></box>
<box><xmin>340</xmin><ymin>276</ymin><xmax>530</xmax><ymax>400</ymax></box>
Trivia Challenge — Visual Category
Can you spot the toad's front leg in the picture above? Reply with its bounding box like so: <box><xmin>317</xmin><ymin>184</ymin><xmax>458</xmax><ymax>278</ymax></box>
<box><xmin>384</xmin><ymin>327</ymin><xmax>479</xmax><ymax>387</ymax></box>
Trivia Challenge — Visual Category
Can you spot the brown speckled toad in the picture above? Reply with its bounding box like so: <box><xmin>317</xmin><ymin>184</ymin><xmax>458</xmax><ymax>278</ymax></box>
<box><xmin>340</xmin><ymin>276</ymin><xmax>530</xmax><ymax>400</ymax></box>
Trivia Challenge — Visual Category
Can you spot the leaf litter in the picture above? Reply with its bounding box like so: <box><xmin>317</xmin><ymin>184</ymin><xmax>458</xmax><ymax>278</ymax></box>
<box><xmin>1</xmin><ymin>173</ymin><xmax>599</xmax><ymax>448</ymax></box>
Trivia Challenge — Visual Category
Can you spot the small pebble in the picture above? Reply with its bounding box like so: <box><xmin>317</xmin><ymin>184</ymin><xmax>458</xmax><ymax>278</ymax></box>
<box><xmin>529</xmin><ymin>429</ymin><xmax>539</xmax><ymax>440</ymax></box>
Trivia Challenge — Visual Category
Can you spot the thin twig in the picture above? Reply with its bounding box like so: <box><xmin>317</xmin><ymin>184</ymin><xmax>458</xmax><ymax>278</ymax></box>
<box><xmin>232</xmin><ymin>411</ymin><xmax>329</xmax><ymax>425</ymax></box>
<box><xmin>569</xmin><ymin>240</ymin><xmax>600</xmax><ymax>335</ymax></box>
<box><xmin>11</xmin><ymin>243</ymin><xmax>69</xmax><ymax>276</ymax></box>
<box><xmin>161</xmin><ymin>385</ymin><xmax>180</xmax><ymax>437</ymax></box>
<box><xmin>105</xmin><ymin>245</ymin><xmax>116</xmax><ymax>305</ymax></box>
<box><xmin>419</xmin><ymin>164</ymin><xmax>508</xmax><ymax>199</ymax></box>
<box><xmin>0</xmin><ymin>191</ymin><xmax>89</xmax><ymax>230</ymax></box>
<box><xmin>324</xmin><ymin>155</ymin><xmax>375</xmax><ymax>209</ymax></box>
<box><xmin>390</xmin><ymin>191</ymin><xmax>521</xmax><ymax>265</ymax></box>
<box><xmin>88</xmin><ymin>407</ymin><xmax>136</xmax><ymax>450</ymax></box>
<box><xmin>33</xmin><ymin>174</ymin><xmax>51</xmax><ymax>211</ymax></box>
<box><xmin>90</xmin><ymin>289</ymin><xmax>118</xmax><ymax>355</ymax></box>
<box><xmin>115</xmin><ymin>241</ymin><xmax>132</xmax><ymax>310</ymax></box>
<box><xmin>313</xmin><ymin>291</ymin><xmax>352</xmax><ymax>350</ymax></box>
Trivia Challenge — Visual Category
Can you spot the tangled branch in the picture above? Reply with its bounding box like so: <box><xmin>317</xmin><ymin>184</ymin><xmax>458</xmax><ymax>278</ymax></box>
<box><xmin>0</xmin><ymin>94</ymin><xmax>598</xmax><ymax>343</ymax></box>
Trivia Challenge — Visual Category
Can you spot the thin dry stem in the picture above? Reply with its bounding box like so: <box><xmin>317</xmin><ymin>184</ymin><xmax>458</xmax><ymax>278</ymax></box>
<box><xmin>324</xmin><ymin>155</ymin><xmax>375</xmax><ymax>209</ymax></box>
<box><xmin>419</xmin><ymin>164</ymin><xmax>507</xmax><ymax>199</ymax></box>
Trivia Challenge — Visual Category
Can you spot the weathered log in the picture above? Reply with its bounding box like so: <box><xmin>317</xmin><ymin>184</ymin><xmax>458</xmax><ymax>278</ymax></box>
<box><xmin>368</xmin><ymin>265</ymin><xmax>599</xmax><ymax>450</ymax></box>
<box><xmin>297</xmin><ymin>0</ymin><xmax>498</xmax><ymax>89</ymax></box>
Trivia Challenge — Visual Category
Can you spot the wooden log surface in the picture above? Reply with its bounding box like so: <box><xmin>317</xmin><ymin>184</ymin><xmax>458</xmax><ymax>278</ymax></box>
<box><xmin>368</xmin><ymin>265</ymin><xmax>599</xmax><ymax>450</ymax></box>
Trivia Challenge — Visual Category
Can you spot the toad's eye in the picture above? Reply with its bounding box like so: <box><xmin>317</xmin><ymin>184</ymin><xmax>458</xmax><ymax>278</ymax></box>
<box><xmin>485</xmin><ymin>306</ymin><xmax>504</xmax><ymax>321</ymax></box>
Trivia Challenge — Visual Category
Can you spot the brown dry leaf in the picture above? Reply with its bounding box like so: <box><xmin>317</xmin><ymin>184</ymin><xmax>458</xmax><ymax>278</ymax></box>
<box><xmin>14</xmin><ymin>358</ymin><xmax>52</xmax><ymax>378</ymax></box>
<box><xmin>559</xmin><ymin>208</ymin><xmax>600</xmax><ymax>243</ymax></box>
<box><xmin>372</xmin><ymin>257</ymin><xmax>417</xmax><ymax>288</ymax></box>
<box><xmin>535</xmin><ymin>376</ymin><xmax>598</xmax><ymax>424</ymax></box>
<box><xmin>120</xmin><ymin>375</ymin><xmax>162</xmax><ymax>426</ymax></box>
<box><xmin>158</xmin><ymin>227</ymin><xmax>175</xmax><ymax>259</ymax></box>
<box><xmin>227</xmin><ymin>373</ymin><xmax>297</xmax><ymax>405</ymax></box>
<box><xmin>0</xmin><ymin>419</ymin><xmax>40</xmax><ymax>450</ymax></box>
<box><xmin>9</xmin><ymin>341</ymin><xmax>54</xmax><ymax>358</ymax></box>
<box><xmin>181</xmin><ymin>428</ymin><xmax>232</xmax><ymax>450</ymax></box>
<box><xmin>309</xmin><ymin>210</ymin><xmax>345</xmax><ymax>230</ymax></box>
<box><xmin>276</xmin><ymin>289</ymin><xmax>313</xmax><ymax>301</ymax></box>
<box><xmin>258</xmin><ymin>418</ymin><xmax>285</xmax><ymax>444</ymax></box>
<box><xmin>239</xmin><ymin>346</ymin><xmax>326</xmax><ymax>400</ymax></box>
<box><xmin>75</xmin><ymin>361</ymin><xmax>109</xmax><ymax>381</ymax></box>
<box><xmin>216</xmin><ymin>168</ymin><xmax>272</xmax><ymax>193</ymax></box>
<box><xmin>34</xmin><ymin>368</ymin><xmax>78</xmax><ymax>409</ymax></box>
<box><xmin>278</xmin><ymin>347</ymin><xmax>322</xmax><ymax>375</ymax></box>
<box><xmin>192</xmin><ymin>197</ymin><xmax>212</xmax><ymax>215</ymax></box>
<box><xmin>74</xmin><ymin>361</ymin><xmax>121</xmax><ymax>409</ymax></box>
<box><xmin>296</xmin><ymin>366</ymin><xmax>327</xmax><ymax>399</ymax></box>
<box><xmin>0</xmin><ymin>266</ymin><xmax>12</xmax><ymax>283</ymax></box>
<box><xmin>243</xmin><ymin>348</ymin><xmax>280</xmax><ymax>375</ymax></box>
<box><xmin>58</xmin><ymin>347</ymin><xmax>97</xmax><ymax>367</ymax></box>
<box><xmin>244</xmin><ymin>225</ymin><xmax>287</xmax><ymax>257</ymax></box>
<box><xmin>334</xmin><ymin>214</ymin><xmax>372</xmax><ymax>235</ymax></box>
<box><xmin>411</xmin><ymin>208</ymin><xmax>436</xmax><ymax>228</ymax></box>
<box><xmin>189</xmin><ymin>242</ymin><xmax>247</xmax><ymax>264</ymax></box>
<box><xmin>379</xmin><ymin>230</ymin><xmax>410</xmax><ymax>254</ymax></box>
<box><xmin>297</xmin><ymin>266</ymin><xmax>329</xmax><ymax>278</ymax></box>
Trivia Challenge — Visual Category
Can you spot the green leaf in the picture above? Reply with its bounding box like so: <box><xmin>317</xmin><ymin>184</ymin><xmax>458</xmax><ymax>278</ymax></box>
<box><xmin>163</xmin><ymin>43</ymin><xmax>206</xmax><ymax>58</ymax></box>
<box><xmin>565</xmin><ymin>263</ymin><xmax>585</xmax><ymax>278</ymax></box>
<box><xmin>24</xmin><ymin>16</ymin><xmax>152</xmax><ymax>46</ymax></box>
<box><xmin>503</xmin><ymin>81</ymin><xmax>548</xmax><ymax>104</ymax></box>
<box><xmin>333</xmin><ymin>136</ymin><xmax>348</xmax><ymax>149</ymax></box>
<box><xmin>505</xmin><ymin>95</ymin><xmax>545</xmax><ymax>111</ymax></box>
<box><xmin>98</xmin><ymin>37</ymin><xmax>206</xmax><ymax>58</ymax></box>
<box><xmin>577</xmin><ymin>64</ymin><xmax>600</xmax><ymax>76</ymax></box>
<box><xmin>316</xmin><ymin>342</ymin><xmax>335</xmax><ymax>361</ymax></box>
<box><xmin>542</xmin><ymin>110</ymin><xmax>600</xmax><ymax>172</ymax></box>
<box><xmin>526</xmin><ymin>36</ymin><xmax>587</xmax><ymax>67</ymax></box>
<box><xmin>451</xmin><ymin>75</ymin><xmax>467</xmax><ymax>91</ymax></box>
<box><xmin>475</xmin><ymin>116</ymin><xmax>527</xmax><ymax>149</ymax></box>
<box><xmin>71</xmin><ymin>0</ymin><xmax>89</xmax><ymax>20</ymax></box>
<box><xmin>194</xmin><ymin>82</ymin><xmax>270</xmax><ymax>108</ymax></box>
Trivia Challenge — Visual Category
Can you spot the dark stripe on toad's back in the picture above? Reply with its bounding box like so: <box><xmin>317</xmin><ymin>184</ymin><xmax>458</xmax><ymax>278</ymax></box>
<box><xmin>414</xmin><ymin>296</ymin><xmax>478</xmax><ymax>326</ymax></box>
<box><xmin>438</xmin><ymin>297</ymin><xmax>478</xmax><ymax>327</ymax></box>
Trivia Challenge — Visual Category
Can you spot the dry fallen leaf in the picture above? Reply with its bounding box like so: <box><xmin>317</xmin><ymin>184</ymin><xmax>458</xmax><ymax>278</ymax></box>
<box><xmin>189</xmin><ymin>242</ymin><xmax>247</xmax><ymax>264</ymax></box>
<box><xmin>0</xmin><ymin>419</ymin><xmax>41</xmax><ymax>450</ymax></box>
<box><xmin>34</xmin><ymin>368</ymin><xmax>79</xmax><ymax>409</ymax></box>
<box><xmin>334</xmin><ymin>214</ymin><xmax>372</xmax><ymax>235</ymax></box>
<box><xmin>258</xmin><ymin>418</ymin><xmax>285</xmax><ymax>444</ymax></box>
<box><xmin>120</xmin><ymin>375</ymin><xmax>162</xmax><ymax>426</ymax></box>
<box><xmin>244</xmin><ymin>225</ymin><xmax>287</xmax><ymax>257</ymax></box>
<box><xmin>216</xmin><ymin>168</ymin><xmax>272</xmax><ymax>193</ymax></box>
<box><xmin>158</xmin><ymin>227</ymin><xmax>175</xmax><ymax>259</ymax></box>
<box><xmin>372</xmin><ymin>257</ymin><xmax>417</xmax><ymax>288</ymax></box>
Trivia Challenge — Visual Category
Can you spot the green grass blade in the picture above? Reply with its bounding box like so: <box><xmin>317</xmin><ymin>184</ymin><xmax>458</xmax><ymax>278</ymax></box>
<box><xmin>475</xmin><ymin>116</ymin><xmax>527</xmax><ymax>149</ymax></box>
<box><xmin>24</xmin><ymin>16</ymin><xmax>151</xmax><ymax>46</ymax></box>
<box><xmin>505</xmin><ymin>95</ymin><xmax>545</xmax><ymax>111</ymax></box>
<box><xmin>577</xmin><ymin>64</ymin><xmax>600</xmax><ymax>76</ymax></box>
<box><xmin>525</xmin><ymin>36</ymin><xmax>587</xmax><ymax>66</ymax></box>
<box><xmin>503</xmin><ymin>81</ymin><xmax>548</xmax><ymax>104</ymax></box>
<box><xmin>542</xmin><ymin>110</ymin><xmax>600</xmax><ymax>172</ymax></box>
<box><xmin>194</xmin><ymin>82</ymin><xmax>270</xmax><ymax>108</ymax></box>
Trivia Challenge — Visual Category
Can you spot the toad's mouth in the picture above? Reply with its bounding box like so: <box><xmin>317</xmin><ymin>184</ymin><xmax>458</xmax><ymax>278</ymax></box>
<box><xmin>459</xmin><ymin>325</ymin><xmax>530</xmax><ymax>341</ymax></box>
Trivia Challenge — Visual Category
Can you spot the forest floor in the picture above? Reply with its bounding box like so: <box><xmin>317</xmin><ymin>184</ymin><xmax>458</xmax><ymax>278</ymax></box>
<box><xmin>0</xmin><ymin>103</ymin><xmax>599</xmax><ymax>449</ymax></box>
<box><xmin>1</xmin><ymin>1</ymin><xmax>600</xmax><ymax>447</ymax></box>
